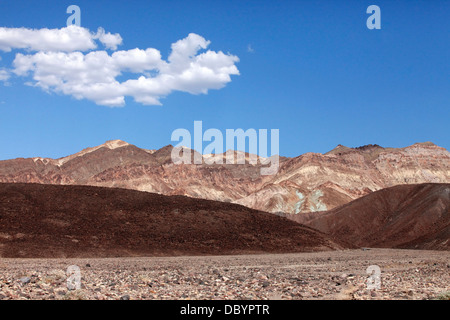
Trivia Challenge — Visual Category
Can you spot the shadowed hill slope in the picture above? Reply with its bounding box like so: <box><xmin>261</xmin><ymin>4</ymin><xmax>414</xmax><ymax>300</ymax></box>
<box><xmin>0</xmin><ymin>183</ymin><xmax>346</xmax><ymax>258</ymax></box>
<box><xmin>293</xmin><ymin>184</ymin><xmax>450</xmax><ymax>250</ymax></box>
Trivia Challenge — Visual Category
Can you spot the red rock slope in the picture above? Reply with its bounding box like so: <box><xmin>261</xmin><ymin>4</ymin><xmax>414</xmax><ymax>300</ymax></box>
<box><xmin>0</xmin><ymin>140</ymin><xmax>448</xmax><ymax>215</ymax></box>
<box><xmin>292</xmin><ymin>183</ymin><xmax>450</xmax><ymax>250</ymax></box>
<box><xmin>0</xmin><ymin>183</ymin><xmax>346</xmax><ymax>258</ymax></box>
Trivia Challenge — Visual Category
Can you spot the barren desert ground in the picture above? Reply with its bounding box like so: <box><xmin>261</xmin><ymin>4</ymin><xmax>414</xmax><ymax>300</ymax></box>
<box><xmin>0</xmin><ymin>248</ymin><xmax>449</xmax><ymax>300</ymax></box>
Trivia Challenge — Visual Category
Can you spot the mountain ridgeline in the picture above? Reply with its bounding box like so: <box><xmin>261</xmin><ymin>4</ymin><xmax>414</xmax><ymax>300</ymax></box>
<box><xmin>0</xmin><ymin>140</ymin><xmax>448</xmax><ymax>215</ymax></box>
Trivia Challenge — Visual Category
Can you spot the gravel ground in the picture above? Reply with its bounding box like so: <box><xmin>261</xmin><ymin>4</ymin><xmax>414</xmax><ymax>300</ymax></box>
<box><xmin>0</xmin><ymin>249</ymin><xmax>449</xmax><ymax>300</ymax></box>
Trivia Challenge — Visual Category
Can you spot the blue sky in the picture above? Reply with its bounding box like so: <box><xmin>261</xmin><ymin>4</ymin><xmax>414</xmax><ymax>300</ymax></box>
<box><xmin>0</xmin><ymin>0</ymin><xmax>448</xmax><ymax>160</ymax></box>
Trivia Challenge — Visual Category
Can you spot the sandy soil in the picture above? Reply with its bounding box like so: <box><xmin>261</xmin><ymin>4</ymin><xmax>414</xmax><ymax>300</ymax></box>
<box><xmin>0</xmin><ymin>248</ymin><xmax>449</xmax><ymax>300</ymax></box>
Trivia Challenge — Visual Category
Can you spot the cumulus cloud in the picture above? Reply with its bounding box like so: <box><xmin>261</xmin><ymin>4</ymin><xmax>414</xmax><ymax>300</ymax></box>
<box><xmin>0</xmin><ymin>24</ymin><xmax>239</xmax><ymax>106</ymax></box>
<box><xmin>94</xmin><ymin>27</ymin><xmax>123</xmax><ymax>51</ymax></box>
<box><xmin>0</xmin><ymin>25</ymin><xmax>121</xmax><ymax>52</ymax></box>
<box><xmin>6</xmin><ymin>29</ymin><xmax>239</xmax><ymax>106</ymax></box>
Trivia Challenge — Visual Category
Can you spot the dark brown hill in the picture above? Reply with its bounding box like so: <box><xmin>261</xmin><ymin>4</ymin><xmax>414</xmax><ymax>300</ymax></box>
<box><xmin>293</xmin><ymin>184</ymin><xmax>450</xmax><ymax>250</ymax></box>
<box><xmin>0</xmin><ymin>183</ymin><xmax>346</xmax><ymax>258</ymax></box>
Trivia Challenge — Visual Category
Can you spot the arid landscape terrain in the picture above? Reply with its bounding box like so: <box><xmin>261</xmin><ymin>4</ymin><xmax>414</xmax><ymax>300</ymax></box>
<box><xmin>1</xmin><ymin>0</ymin><xmax>449</xmax><ymax>305</ymax></box>
<box><xmin>0</xmin><ymin>249</ymin><xmax>449</xmax><ymax>300</ymax></box>
<box><xmin>293</xmin><ymin>183</ymin><xmax>450</xmax><ymax>250</ymax></box>
<box><xmin>0</xmin><ymin>183</ymin><xmax>345</xmax><ymax>258</ymax></box>
<box><xmin>0</xmin><ymin>140</ymin><xmax>448</xmax><ymax>215</ymax></box>
<box><xmin>0</xmin><ymin>141</ymin><xmax>449</xmax><ymax>300</ymax></box>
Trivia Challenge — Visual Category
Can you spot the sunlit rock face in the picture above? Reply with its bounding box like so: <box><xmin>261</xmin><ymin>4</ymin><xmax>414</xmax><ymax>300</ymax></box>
<box><xmin>0</xmin><ymin>140</ymin><xmax>449</xmax><ymax>215</ymax></box>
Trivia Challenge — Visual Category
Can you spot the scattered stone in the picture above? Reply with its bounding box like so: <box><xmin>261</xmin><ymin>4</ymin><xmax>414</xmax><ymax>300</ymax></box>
<box><xmin>19</xmin><ymin>277</ymin><xmax>31</xmax><ymax>285</ymax></box>
<box><xmin>56</xmin><ymin>290</ymin><xmax>66</xmax><ymax>296</ymax></box>
<box><xmin>0</xmin><ymin>249</ymin><xmax>447</xmax><ymax>300</ymax></box>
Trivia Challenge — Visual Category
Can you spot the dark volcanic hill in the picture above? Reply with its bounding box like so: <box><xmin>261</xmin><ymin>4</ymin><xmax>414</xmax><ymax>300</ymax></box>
<box><xmin>292</xmin><ymin>183</ymin><xmax>450</xmax><ymax>250</ymax></box>
<box><xmin>0</xmin><ymin>183</ymin><xmax>346</xmax><ymax>258</ymax></box>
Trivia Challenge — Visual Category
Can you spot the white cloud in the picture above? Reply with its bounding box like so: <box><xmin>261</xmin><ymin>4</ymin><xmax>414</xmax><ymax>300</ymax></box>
<box><xmin>0</xmin><ymin>25</ymin><xmax>122</xmax><ymax>52</ymax></box>
<box><xmin>94</xmin><ymin>27</ymin><xmax>123</xmax><ymax>51</ymax></box>
<box><xmin>9</xmin><ymin>32</ymin><xmax>239</xmax><ymax>107</ymax></box>
<box><xmin>0</xmin><ymin>69</ymin><xmax>10</xmax><ymax>82</ymax></box>
<box><xmin>112</xmin><ymin>48</ymin><xmax>163</xmax><ymax>73</ymax></box>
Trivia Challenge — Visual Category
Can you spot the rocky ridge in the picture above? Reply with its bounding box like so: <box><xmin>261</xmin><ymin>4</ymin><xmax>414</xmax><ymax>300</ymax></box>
<box><xmin>0</xmin><ymin>140</ymin><xmax>448</xmax><ymax>215</ymax></box>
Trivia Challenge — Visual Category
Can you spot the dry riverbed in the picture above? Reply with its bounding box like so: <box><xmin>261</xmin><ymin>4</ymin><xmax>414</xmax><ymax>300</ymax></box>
<box><xmin>0</xmin><ymin>249</ymin><xmax>449</xmax><ymax>300</ymax></box>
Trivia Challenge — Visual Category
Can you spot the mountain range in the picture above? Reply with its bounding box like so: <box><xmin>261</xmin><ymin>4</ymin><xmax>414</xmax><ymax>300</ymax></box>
<box><xmin>0</xmin><ymin>140</ymin><xmax>448</xmax><ymax>216</ymax></box>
